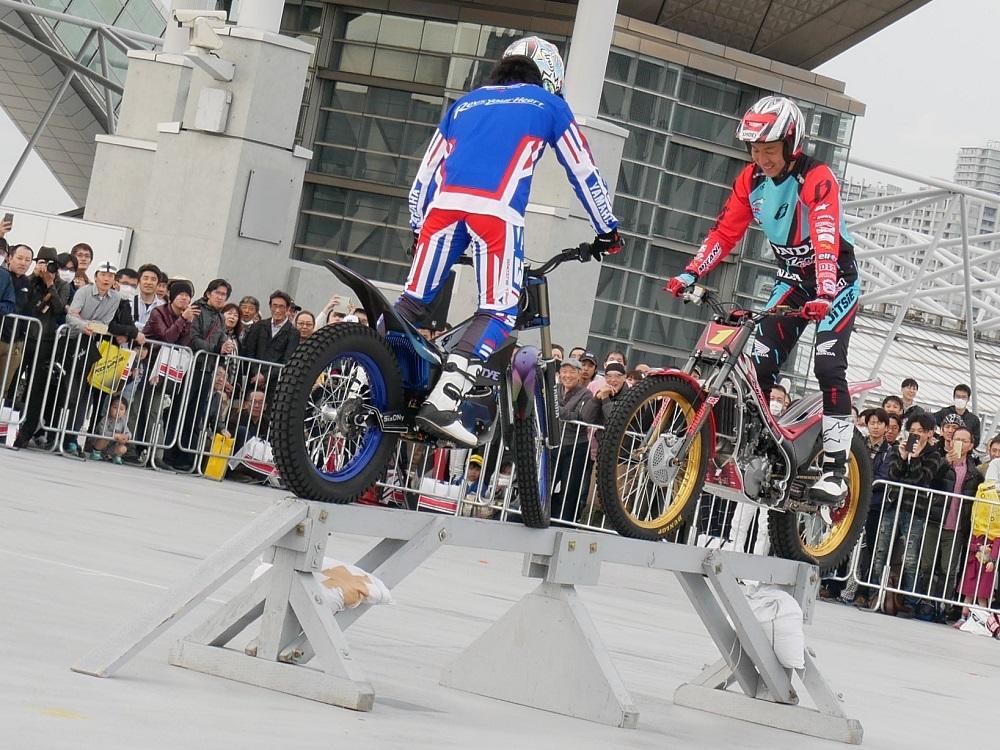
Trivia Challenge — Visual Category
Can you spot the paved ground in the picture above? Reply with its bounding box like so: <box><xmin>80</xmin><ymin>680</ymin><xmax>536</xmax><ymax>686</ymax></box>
<box><xmin>1</xmin><ymin>447</ymin><xmax>992</xmax><ymax>749</ymax></box>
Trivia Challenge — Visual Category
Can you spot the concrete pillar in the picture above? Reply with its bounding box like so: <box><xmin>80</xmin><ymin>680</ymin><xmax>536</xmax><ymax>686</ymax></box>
<box><xmin>563</xmin><ymin>0</ymin><xmax>619</xmax><ymax>119</ymax></box>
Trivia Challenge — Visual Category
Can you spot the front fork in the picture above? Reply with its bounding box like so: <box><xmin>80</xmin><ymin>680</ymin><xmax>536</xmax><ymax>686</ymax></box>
<box><xmin>507</xmin><ymin>346</ymin><xmax>558</xmax><ymax>446</ymax></box>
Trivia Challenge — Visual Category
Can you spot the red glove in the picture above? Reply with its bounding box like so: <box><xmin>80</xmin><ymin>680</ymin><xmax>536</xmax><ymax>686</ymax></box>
<box><xmin>664</xmin><ymin>272</ymin><xmax>698</xmax><ymax>298</ymax></box>
<box><xmin>802</xmin><ymin>296</ymin><xmax>833</xmax><ymax>321</ymax></box>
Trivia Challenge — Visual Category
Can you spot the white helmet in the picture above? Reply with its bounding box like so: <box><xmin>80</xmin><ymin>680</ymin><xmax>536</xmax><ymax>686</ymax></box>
<box><xmin>502</xmin><ymin>36</ymin><xmax>565</xmax><ymax>95</ymax></box>
<box><xmin>737</xmin><ymin>95</ymin><xmax>805</xmax><ymax>159</ymax></box>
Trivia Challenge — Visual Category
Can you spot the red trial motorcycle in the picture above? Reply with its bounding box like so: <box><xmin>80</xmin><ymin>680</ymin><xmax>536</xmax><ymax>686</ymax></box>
<box><xmin>595</xmin><ymin>285</ymin><xmax>877</xmax><ymax>572</ymax></box>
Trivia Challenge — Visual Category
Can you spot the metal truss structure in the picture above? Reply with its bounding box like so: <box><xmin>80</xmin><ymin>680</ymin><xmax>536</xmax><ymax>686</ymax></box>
<box><xmin>843</xmin><ymin>155</ymin><xmax>1000</xmax><ymax>415</ymax></box>
<box><xmin>0</xmin><ymin>0</ymin><xmax>163</xmax><ymax>202</ymax></box>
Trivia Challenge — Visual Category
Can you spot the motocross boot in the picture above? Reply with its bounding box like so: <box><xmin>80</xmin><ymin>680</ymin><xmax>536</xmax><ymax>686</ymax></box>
<box><xmin>811</xmin><ymin>415</ymin><xmax>853</xmax><ymax>506</ymax></box>
<box><xmin>417</xmin><ymin>353</ymin><xmax>481</xmax><ymax>448</ymax></box>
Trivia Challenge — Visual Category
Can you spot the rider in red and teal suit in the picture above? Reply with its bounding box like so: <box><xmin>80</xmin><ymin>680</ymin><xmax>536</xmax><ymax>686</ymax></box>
<box><xmin>665</xmin><ymin>95</ymin><xmax>860</xmax><ymax>506</ymax></box>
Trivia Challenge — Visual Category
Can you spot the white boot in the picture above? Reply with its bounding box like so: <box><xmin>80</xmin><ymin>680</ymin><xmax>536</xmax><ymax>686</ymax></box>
<box><xmin>417</xmin><ymin>353</ymin><xmax>481</xmax><ymax>447</ymax></box>
<box><xmin>811</xmin><ymin>415</ymin><xmax>853</xmax><ymax>506</ymax></box>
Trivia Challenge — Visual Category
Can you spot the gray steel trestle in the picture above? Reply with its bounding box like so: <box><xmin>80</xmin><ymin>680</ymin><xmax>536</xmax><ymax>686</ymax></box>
<box><xmin>70</xmin><ymin>499</ymin><xmax>862</xmax><ymax>742</ymax></box>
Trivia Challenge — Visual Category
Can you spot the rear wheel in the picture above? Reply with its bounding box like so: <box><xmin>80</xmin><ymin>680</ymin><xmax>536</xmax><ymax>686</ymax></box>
<box><xmin>768</xmin><ymin>430</ymin><xmax>872</xmax><ymax>573</ymax></box>
<box><xmin>511</xmin><ymin>379</ymin><xmax>551</xmax><ymax>528</ymax></box>
<box><xmin>272</xmin><ymin>324</ymin><xmax>403</xmax><ymax>503</ymax></box>
<box><xmin>596</xmin><ymin>375</ymin><xmax>709</xmax><ymax>540</ymax></box>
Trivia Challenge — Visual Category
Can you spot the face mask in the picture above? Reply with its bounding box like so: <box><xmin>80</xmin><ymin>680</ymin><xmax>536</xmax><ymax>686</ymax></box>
<box><xmin>954</xmin><ymin>398</ymin><xmax>968</xmax><ymax>410</ymax></box>
<box><xmin>769</xmin><ymin>399</ymin><xmax>784</xmax><ymax>417</ymax></box>
<box><xmin>59</xmin><ymin>269</ymin><xmax>75</xmax><ymax>282</ymax></box>
<box><xmin>118</xmin><ymin>285</ymin><xmax>138</xmax><ymax>301</ymax></box>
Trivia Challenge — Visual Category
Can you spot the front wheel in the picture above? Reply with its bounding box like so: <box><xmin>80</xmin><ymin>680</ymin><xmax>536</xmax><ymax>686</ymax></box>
<box><xmin>768</xmin><ymin>430</ymin><xmax>872</xmax><ymax>574</ymax></box>
<box><xmin>510</xmin><ymin>378</ymin><xmax>552</xmax><ymax>528</ymax></box>
<box><xmin>596</xmin><ymin>375</ymin><xmax>710</xmax><ymax>540</ymax></box>
<box><xmin>272</xmin><ymin>324</ymin><xmax>403</xmax><ymax>503</ymax></box>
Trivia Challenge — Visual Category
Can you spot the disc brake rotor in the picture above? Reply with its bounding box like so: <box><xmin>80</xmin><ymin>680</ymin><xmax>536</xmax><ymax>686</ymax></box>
<box><xmin>646</xmin><ymin>433</ymin><xmax>682</xmax><ymax>488</ymax></box>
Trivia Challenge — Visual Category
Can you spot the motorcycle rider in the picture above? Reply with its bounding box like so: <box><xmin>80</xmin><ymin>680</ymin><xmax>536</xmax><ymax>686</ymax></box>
<box><xmin>397</xmin><ymin>36</ymin><xmax>622</xmax><ymax>447</ymax></box>
<box><xmin>665</xmin><ymin>95</ymin><xmax>860</xmax><ymax>505</ymax></box>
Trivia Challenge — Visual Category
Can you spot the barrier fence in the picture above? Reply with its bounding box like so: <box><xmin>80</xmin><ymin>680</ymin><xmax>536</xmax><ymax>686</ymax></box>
<box><xmin>0</xmin><ymin>314</ymin><xmax>43</xmax><ymax>447</ymax></box>
<box><xmin>5</xmin><ymin>320</ymin><xmax>999</xmax><ymax>623</ymax></box>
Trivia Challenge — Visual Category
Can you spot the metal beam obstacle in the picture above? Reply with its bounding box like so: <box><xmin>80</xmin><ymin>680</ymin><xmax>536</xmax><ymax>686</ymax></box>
<box><xmin>72</xmin><ymin>499</ymin><xmax>863</xmax><ymax>743</ymax></box>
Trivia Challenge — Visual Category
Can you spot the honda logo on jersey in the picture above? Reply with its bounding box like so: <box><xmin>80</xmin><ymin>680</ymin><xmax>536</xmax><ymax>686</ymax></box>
<box><xmin>815</xmin><ymin>340</ymin><xmax>837</xmax><ymax>357</ymax></box>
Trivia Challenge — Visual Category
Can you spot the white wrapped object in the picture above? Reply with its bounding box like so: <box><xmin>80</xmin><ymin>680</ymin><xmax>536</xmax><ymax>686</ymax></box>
<box><xmin>251</xmin><ymin>556</ymin><xmax>393</xmax><ymax>614</ymax></box>
<box><xmin>745</xmin><ymin>584</ymin><xmax>805</xmax><ymax>669</ymax></box>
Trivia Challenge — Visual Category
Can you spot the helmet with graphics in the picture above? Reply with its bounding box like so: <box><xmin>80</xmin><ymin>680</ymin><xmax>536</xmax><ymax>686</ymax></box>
<box><xmin>737</xmin><ymin>95</ymin><xmax>805</xmax><ymax>161</ymax></box>
<box><xmin>501</xmin><ymin>36</ymin><xmax>565</xmax><ymax>95</ymax></box>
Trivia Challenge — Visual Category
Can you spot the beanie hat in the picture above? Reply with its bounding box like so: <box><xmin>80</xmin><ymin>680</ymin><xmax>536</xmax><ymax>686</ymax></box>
<box><xmin>168</xmin><ymin>279</ymin><xmax>195</xmax><ymax>302</ymax></box>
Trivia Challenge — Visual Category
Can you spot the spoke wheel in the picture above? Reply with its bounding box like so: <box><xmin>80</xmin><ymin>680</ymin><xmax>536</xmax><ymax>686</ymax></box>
<box><xmin>769</xmin><ymin>430</ymin><xmax>872</xmax><ymax>573</ymax></box>
<box><xmin>272</xmin><ymin>324</ymin><xmax>403</xmax><ymax>503</ymax></box>
<box><xmin>596</xmin><ymin>375</ymin><xmax>708</xmax><ymax>540</ymax></box>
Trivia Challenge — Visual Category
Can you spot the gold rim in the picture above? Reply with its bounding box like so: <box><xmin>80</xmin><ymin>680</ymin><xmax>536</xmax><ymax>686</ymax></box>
<box><xmin>801</xmin><ymin>450</ymin><xmax>861</xmax><ymax>558</ymax></box>
<box><xmin>615</xmin><ymin>389</ymin><xmax>703</xmax><ymax>530</ymax></box>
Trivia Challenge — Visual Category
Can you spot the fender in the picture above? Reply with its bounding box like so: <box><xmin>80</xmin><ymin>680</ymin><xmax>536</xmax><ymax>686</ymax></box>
<box><xmin>510</xmin><ymin>346</ymin><xmax>540</xmax><ymax>421</ymax></box>
<box><xmin>645</xmin><ymin>367</ymin><xmax>716</xmax><ymax>460</ymax></box>
<box><xmin>324</xmin><ymin>259</ymin><xmax>439</xmax><ymax>365</ymax></box>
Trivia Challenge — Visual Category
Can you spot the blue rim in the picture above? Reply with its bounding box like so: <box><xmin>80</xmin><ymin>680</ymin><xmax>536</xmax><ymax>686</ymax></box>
<box><xmin>535</xmin><ymin>385</ymin><xmax>550</xmax><ymax>515</ymax></box>
<box><xmin>312</xmin><ymin>351</ymin><xmax>387</xmax><ymax>482</ymax></box>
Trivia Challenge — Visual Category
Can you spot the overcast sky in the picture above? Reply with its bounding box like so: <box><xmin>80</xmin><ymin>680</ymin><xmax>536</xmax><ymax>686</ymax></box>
<box><xmin>816</xmin><ymin>0</ymin><xmax>998</xmax><ymax>187</ymax></box>
<box><xmin>0</xmin><ymin>0</ymin><xmax>993</xmax><ymax>211</ymax></box>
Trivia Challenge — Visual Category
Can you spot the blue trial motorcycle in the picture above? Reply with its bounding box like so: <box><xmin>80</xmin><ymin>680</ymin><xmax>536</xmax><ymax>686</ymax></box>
<box><xmin>270</xmin><ymin>243</ymin><xmax>602</xmax><ymax>528</ymax></box>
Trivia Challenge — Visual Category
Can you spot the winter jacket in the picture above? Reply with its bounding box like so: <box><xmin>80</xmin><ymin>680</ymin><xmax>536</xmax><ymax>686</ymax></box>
<box><xmin>887</xmin><ymin>443</ymin><xmax>944</xmax><ymax>521</ymax></box>
<box><xmin>188</xmin><ymin>298</ymin><xmax>227</xmax><ymax>355</ymax></box>
<box><xmin>242</xmin><ymin>318</ymin><xmax>299</xmax><ymax>364</ymax></box>
<box><xmin>145</xmin><ymin>304</ymin><xmax>193</xmax><ymax>345</ymax></box>
<box><xmin>932</xmin><ymin>455</ymin><xmax>984</xmax><ymax>538</ymax></box>
<box><xmin>556</xmin><ymin>384</ymin><xmax>593</xmax><ymax>446</ymax></box>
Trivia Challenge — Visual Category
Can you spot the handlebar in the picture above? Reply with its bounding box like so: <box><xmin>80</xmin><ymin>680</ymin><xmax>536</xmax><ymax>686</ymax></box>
<box><xmin>453</xmin><ymin>243</ymin><xmax>599</xmax><ymax>276</ymax></box>
<box><xmin>681</xmin><ymin>284</ymin><xmax>807</xmax><ymax>323</ymax></box>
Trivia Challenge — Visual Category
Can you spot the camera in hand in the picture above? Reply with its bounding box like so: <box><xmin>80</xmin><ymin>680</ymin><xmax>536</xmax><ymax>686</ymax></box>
<box><xmin>43</xmin><ymin>259</ymin><xmax>58</xmax><ymax>274</ymax></box>
<box><xmin>905</xmin><ymin>432</ymin><xmax>919</xmax><ymax>452</ymax></box>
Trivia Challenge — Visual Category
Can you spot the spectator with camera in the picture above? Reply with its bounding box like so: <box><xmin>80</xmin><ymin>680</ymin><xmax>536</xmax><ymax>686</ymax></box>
<box><xmin>878</xmin><ymin>412</ymin><xmax>944</xmax><ymax>617</ymax></box>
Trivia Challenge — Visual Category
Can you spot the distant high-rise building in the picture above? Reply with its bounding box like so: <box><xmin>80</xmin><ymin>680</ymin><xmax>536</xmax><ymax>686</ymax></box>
<box><xmin>954</xmin><ymin>141</ymin><xmax>1000</xmax><ymax>194</ymax></box>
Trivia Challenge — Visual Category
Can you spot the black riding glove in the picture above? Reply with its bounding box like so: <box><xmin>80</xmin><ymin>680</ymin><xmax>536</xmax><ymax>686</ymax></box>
<box><xmin>592</xmin><ymin>229</ymin><xmax>623</xmax><ymax>260</ymax></box>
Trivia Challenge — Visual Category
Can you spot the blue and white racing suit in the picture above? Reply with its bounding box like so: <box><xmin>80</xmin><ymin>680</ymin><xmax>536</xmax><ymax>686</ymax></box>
<box><xmin>400</xmin><ymin>82</ymin><xmax>618</xmax><ymax>360</ymax></box>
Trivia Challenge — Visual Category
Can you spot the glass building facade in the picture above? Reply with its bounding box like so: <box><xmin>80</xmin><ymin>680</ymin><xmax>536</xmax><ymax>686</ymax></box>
<box><xmin>286</xmin><ymin>2</ymin><xmax>856</xmax><ymax>378</ymax></box>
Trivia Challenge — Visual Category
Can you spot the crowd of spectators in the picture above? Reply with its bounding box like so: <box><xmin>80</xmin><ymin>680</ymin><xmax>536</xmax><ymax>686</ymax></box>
<box><xmin>817</xmin><ymin>377</ymin><xmax>1000</xmax><ymax>632</ymax></box>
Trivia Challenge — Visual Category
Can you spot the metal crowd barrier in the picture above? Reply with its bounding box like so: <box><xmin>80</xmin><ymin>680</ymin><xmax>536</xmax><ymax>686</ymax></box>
<box><xmin>32</xmin><ymin>325</ymin><xmax>193</xmax><ymax>462</ymax></box>
<box><xmin>0</xmin><ymin>314</ymin><xmax>44</xmax><ymax>448</ymax></box>
<box><xmin>371</xmin><ymin>418</ymin><xmax>750</xmax><ymax>548</ymax></box>
<box><xmin>161</xmin><ymin>349</ymin><xmax>283</xmax><ymax>482</ymax></box>
<box><xmin>849</xmin><ymin>477</ymin><xmax>1000</xmax><ymax>618</ymax></box>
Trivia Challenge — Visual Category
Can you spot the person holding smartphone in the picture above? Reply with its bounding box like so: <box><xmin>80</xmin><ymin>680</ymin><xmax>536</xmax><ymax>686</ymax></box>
<box><xmin>874</xmin><ymin>413</ymin><xmax>944</xmax><ymax>617</ymax></box>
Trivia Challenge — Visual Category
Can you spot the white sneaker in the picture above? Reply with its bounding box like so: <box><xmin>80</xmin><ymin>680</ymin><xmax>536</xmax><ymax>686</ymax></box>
<box><xmin>416</xmin><ymin>353</ymin><xmax>481</xmax><ymax>448</ymax></box>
